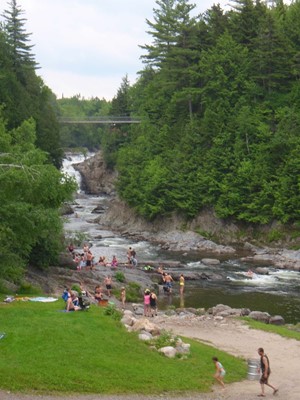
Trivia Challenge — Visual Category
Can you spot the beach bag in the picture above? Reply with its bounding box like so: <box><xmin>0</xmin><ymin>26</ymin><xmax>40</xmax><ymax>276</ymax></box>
<box><xmin>62</xmin><ymin>290</ymin><xmax>68</xmax><ymax>302</ymax></box>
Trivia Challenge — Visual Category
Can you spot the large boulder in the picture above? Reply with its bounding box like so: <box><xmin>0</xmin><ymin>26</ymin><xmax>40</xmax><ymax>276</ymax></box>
<box><xmin>201</xmin><ymin>258</ymin><xmax>220</xmax><ymax>265</ymax></box>
<box><xmin>269</xmin><ymin>315</ymin><xmax>285</xmax><ymax>325</ymax></box>
<box><xmin>256</xmin><ymin>267</ymin><xmax>270</xmax><ymax>275</ymax></box>
<box><xmin>131</xmin><ymin>317</ymin><xmax>160</xmax><ymax>335</ymax></box>
<box><xmin>159</xmin><ymin>346</ymin><xmax>177</xmax><ymax>358</ymax></box>
<box><xmin>248</xmin><ymin>311</ymin><xmax>271</xmax><ymax>323</ymax></box>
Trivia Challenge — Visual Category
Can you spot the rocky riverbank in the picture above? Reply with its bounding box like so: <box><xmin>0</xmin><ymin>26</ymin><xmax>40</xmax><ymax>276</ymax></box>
<box><xmin>72</xmin><ymin>151</ymin><xmax>300</xmax><ymax>271</ymax></box>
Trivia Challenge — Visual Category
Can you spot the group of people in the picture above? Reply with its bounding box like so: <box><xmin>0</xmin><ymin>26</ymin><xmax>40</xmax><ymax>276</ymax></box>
<box><xmin>68</xmin><ymin>243</ymin><xmax>96</xmax><ymax>271</ymax></box>
<box><xmin>143</xmin><ymin>289</ymin><xmax>158</xmax><ymax>317</ymax></box>
<box><xmin>157</xmin><ymin>268</ymin><xmax>185</xmax><ymax>296</ymax></box>
<box><xmin>127</xmin><ymin>247</ymin><xmax>137</xmax><ymax>267</ymax></box>
<box><xmin>68</xmin><ymin>243</ymin><xmax>139</xmax><ymax>270</ymax></box>
<box><xmin>212</xmin><ymin>347</ymin><xmax>278</xmax><ymax>397</ymax></box>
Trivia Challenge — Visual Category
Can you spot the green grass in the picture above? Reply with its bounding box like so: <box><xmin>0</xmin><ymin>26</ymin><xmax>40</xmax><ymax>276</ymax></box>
<box><xmin>0</xmin><ymin>300</ymin><xmax>247</xmax><ymax>395</ymax></box>
<box><xmin>242</xmin><ymin>317</ymin><xmax>300</xmax><ymax>340</ymax></box>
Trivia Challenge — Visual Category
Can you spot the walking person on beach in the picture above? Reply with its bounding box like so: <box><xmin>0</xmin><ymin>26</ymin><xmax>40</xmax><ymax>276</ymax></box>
<box><xmin>212</xmin><ymin>356</ymin><xmax>225</xmax><ymax>389</ymax></box>
<box><xmin>257</xmin><ymin>347</ymin><xmax>278</xmax><ymax>397</ymax></box>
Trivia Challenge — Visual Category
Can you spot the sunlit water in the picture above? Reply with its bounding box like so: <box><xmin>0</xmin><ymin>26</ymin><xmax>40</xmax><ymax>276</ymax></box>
<box><xmin>62</xmin><ymin>155</ymin><xmax>300</xmax><ymax>324</ymax></box>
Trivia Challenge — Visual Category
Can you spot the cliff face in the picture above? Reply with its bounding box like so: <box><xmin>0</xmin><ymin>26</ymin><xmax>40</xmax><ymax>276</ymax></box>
<box><xmin>73</xmin><ymin>152</ymin><xmax>117</xmax><ymax>195</ymax></box>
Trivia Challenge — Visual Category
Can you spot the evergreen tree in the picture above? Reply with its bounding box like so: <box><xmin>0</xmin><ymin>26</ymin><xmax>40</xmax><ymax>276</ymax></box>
<box><xmin>251</xmin><ymin>12</ymin><xmax>294</xmax><ymax>94</ymax></box>
<box><xmin>228</xmin><ymin>0</ymin><xmax>267</xmax><ymax>47</ymax></box>
<box><xmin>2</xmin><ymin>0</ymin><xmax>37</xmax><ymax>77</ymax></box>
<box><xmin>109</xmin><ymin>74</ymin><xmax>132</xmax><ymax>116</ymax></box>
<box><xmin>140</xmin><ymin>0</ymin><xmax>197</xmax><ymax>69</ymax></box>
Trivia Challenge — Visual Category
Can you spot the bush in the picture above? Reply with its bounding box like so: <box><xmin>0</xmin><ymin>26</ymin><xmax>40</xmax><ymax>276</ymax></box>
<box><xmin>115</xmin><ymin>271</ymin><xmax>125</xmax><ymax>282</ymax></box>
<box><xmin>71</xmin><ymin>284</ymin><xmax>81</xmax><ymax>294</ymax></box>
<box><xmin>126</xmin><ymin>282</ymin><xmax>142</xmax><ymax>302</ymax></box>
<box><xmin>149</xmin><ymin>330</ymin><xmax>178</xmax><ymax>349</ymax></box>
<box><xmin>104</xmin><ymin>303</ymin><xmax>122</xmax><ymax>320</ymax></box>
<box><xmin>17</xmin><ymin>282</ymin><xmax>42</xmax><ymax>295</ymax></box>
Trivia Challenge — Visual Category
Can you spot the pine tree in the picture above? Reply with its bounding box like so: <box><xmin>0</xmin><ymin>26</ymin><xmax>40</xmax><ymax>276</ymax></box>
<box><xmin>140</xmin><ymin>0</ymin><xmax>197</xmax><ymax>69</ymax></box>
<box><xmin>2</xmin><ymin>0</ymin><xmax>37</xmax><ymax>76</ymax></box>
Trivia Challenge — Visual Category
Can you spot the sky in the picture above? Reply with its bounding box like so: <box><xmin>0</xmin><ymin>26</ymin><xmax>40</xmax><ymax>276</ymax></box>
<box><xmin>0</xmin><ymin>0</ymin><xmax>231</xmax><ymax>100</ymax></box>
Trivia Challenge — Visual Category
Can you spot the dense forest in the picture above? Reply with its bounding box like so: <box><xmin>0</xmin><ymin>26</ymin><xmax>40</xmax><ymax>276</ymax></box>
<box><xmin>106</xmin><ymin>0</ymin><xmax>300</xmax><ymax>225</ymax></box>
<box><xmin>0</xmin><ymin>0</ymin><xmax>76</xmax><ymax>285</ymax></box>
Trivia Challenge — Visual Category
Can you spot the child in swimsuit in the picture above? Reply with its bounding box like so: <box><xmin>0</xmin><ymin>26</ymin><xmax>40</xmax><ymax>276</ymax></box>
<box><xmin>212</xmin><ymin>356</ymin><xmax>225</xmax><ymax>388</ymax></box>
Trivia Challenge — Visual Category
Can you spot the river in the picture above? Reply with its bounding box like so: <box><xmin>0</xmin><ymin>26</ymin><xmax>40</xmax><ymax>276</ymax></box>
<box><xmin>62</xmin><ymin>154</ymin><xmax>300</xmax><ymax>324</ymax></box>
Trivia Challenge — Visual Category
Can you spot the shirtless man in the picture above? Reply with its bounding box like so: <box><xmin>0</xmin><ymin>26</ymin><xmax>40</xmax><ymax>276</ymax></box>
<box><xmin>163</xmin><ymin>272</ymin><xmax>173</xmax><ymax>293</ymax></box>
<box><xmin>257</xmin><ymin>347</ymin><xmax>278</xmax><ymax>397</ymax></box>
<box><xmin>104</xmin><ymin>275</ymin><xmax>112</xmax><ymax>297</ymax></box>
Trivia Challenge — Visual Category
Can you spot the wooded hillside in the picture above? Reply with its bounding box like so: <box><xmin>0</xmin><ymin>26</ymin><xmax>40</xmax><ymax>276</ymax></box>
<box><xmin>105</xmin><ymin>0</ymin><xmax>300</xmax><ymax>225</ymax></box>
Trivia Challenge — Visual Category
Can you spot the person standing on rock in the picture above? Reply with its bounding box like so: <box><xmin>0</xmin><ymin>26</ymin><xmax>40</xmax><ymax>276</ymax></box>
<box><xmin>127</xmin><ymin>247</ymin><xmax>133</xmax><ymax>264</ymax></box>
<box><xmin>120</xmin><ymin>287</ymin><xmax>126</xmax><ymax>309</ymax></box>
<box><xmin>179</xmin><ymin>274</ymin><xmax>185</xmax><ymax>295</ymax></box>
<box><xmin>144</xmin><ymin>289</ymin><xmax>151</xmax><ymax>317</ymax></box>
<box><xmin>150</xmin><ymin>291</ymin><xmax>158</xmax><ymax>317</ymax></box>
<box><xmin>104</xmin><ymin>275</ymin><xmax>112</xmax><ymax>297</ymax></box>
<box><xmin>257</xmin><ymin>347</ymin><xmax>278</xmax><ymax>397</ymax></box>
<box><xmin>163</xmin><ymin>272</ymin><xmax>173</xmax><ymax>294</ymax></box>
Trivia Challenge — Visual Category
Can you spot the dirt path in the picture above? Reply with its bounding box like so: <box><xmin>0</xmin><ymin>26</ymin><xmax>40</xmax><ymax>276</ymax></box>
<box><xmin>160</xmin><ymin>316</ymin><xmax>300</xmax><ymax>400</ymax></box>
<box><xmin>1</xmin><ymin>317</ymin><xmax>299</xmax><ymax>400</ymax></box>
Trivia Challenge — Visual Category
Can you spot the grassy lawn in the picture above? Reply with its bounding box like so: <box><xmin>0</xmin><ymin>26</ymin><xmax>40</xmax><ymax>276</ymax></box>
<box><xmin>242</xmin><ymin>317</ymin><xmax>300</xmax><ymax>341</ymax></box>
<box><xmin>0</xmin><ymin>299</ymin><xmax>247</xmax><ymax>395</ymax></box>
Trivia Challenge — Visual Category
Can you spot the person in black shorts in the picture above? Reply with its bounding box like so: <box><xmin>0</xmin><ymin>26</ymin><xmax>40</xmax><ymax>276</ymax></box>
<box><xmin>104</xmin><ymin>275</ymin><xmax>112</xmax><ymax>297</ymax></box>
<box><xmin>150</xmin><ymin>291</ymin><xmax>158</xmax><ymax>317</ymax></box>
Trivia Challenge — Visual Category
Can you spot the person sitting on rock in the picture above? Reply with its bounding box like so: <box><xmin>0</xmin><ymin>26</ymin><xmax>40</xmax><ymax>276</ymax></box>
<box><xmin>110</xmin><ymin>255</ymin><xmax>118</xmax><ymax>268</ymax></box>
<box><xmin>98</xmin><ymin>256</ymin><xmax>107</xmax><ymax>266</ymax></box>
<box><xmin>67</xmin><ymin>243</ymin><xmax>75</xmax><ymax>254</ymax></box>
<box><xmin>94</xmin><ymin>285</ymin><xmax>103</xmax><ymax>302</ymax></box>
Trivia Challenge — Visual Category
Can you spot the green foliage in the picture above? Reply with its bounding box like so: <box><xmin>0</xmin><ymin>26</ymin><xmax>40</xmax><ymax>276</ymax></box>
<box><xmin>103</xmin><ymin>303</ymin><xmax>122</xmax><ymax>320</ymax></box>
<box><xmin>126</xmin><ymin>282</ymin><xmax>142</xmax><ymax>302</ymax></box>
<box><xmin>109</xmin><ymin>0</ymin><xmax>300</xmax><ymax>226</ymax></box>
<box><xmin>114</xmin><ymin>271</ymin><xmax>125</xmax><ymax>283</ymax></box>
<box><xmin>266</xmin><ymin>229</ymin><xmax>284</xmax><ymax>243</ymax></box>
<box><xmin>243</xmin><ymin>317</ymin><xmax>300</xmax><ymax>341</ymax></box>
<box><xmin>0</xmin><ymin>1</ymin><xmax>63</xmax><ymax>167</ymax></box>
<box><xmin>17</xmin><ymin>282</ymin><xmax>42</xmax><ymax>295</ymax></box>
<box><xmin>71</xmin><ymin>284</ymin><xmax>81</xmax><ymax>294</ymax></box>
<box><xmin>0</xmin><ymin>116</ymin><xmax>76</xmax><ymax>280</ymax></box>
<box><xmin>149</xmin><ymin>329</ymin><xmax>178</xmax><ymax>350</ymax></box>
<box><xmin>58</xmin><ymin>95</ymin><xmax>110</xmax><ymax>151</ymax></box>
